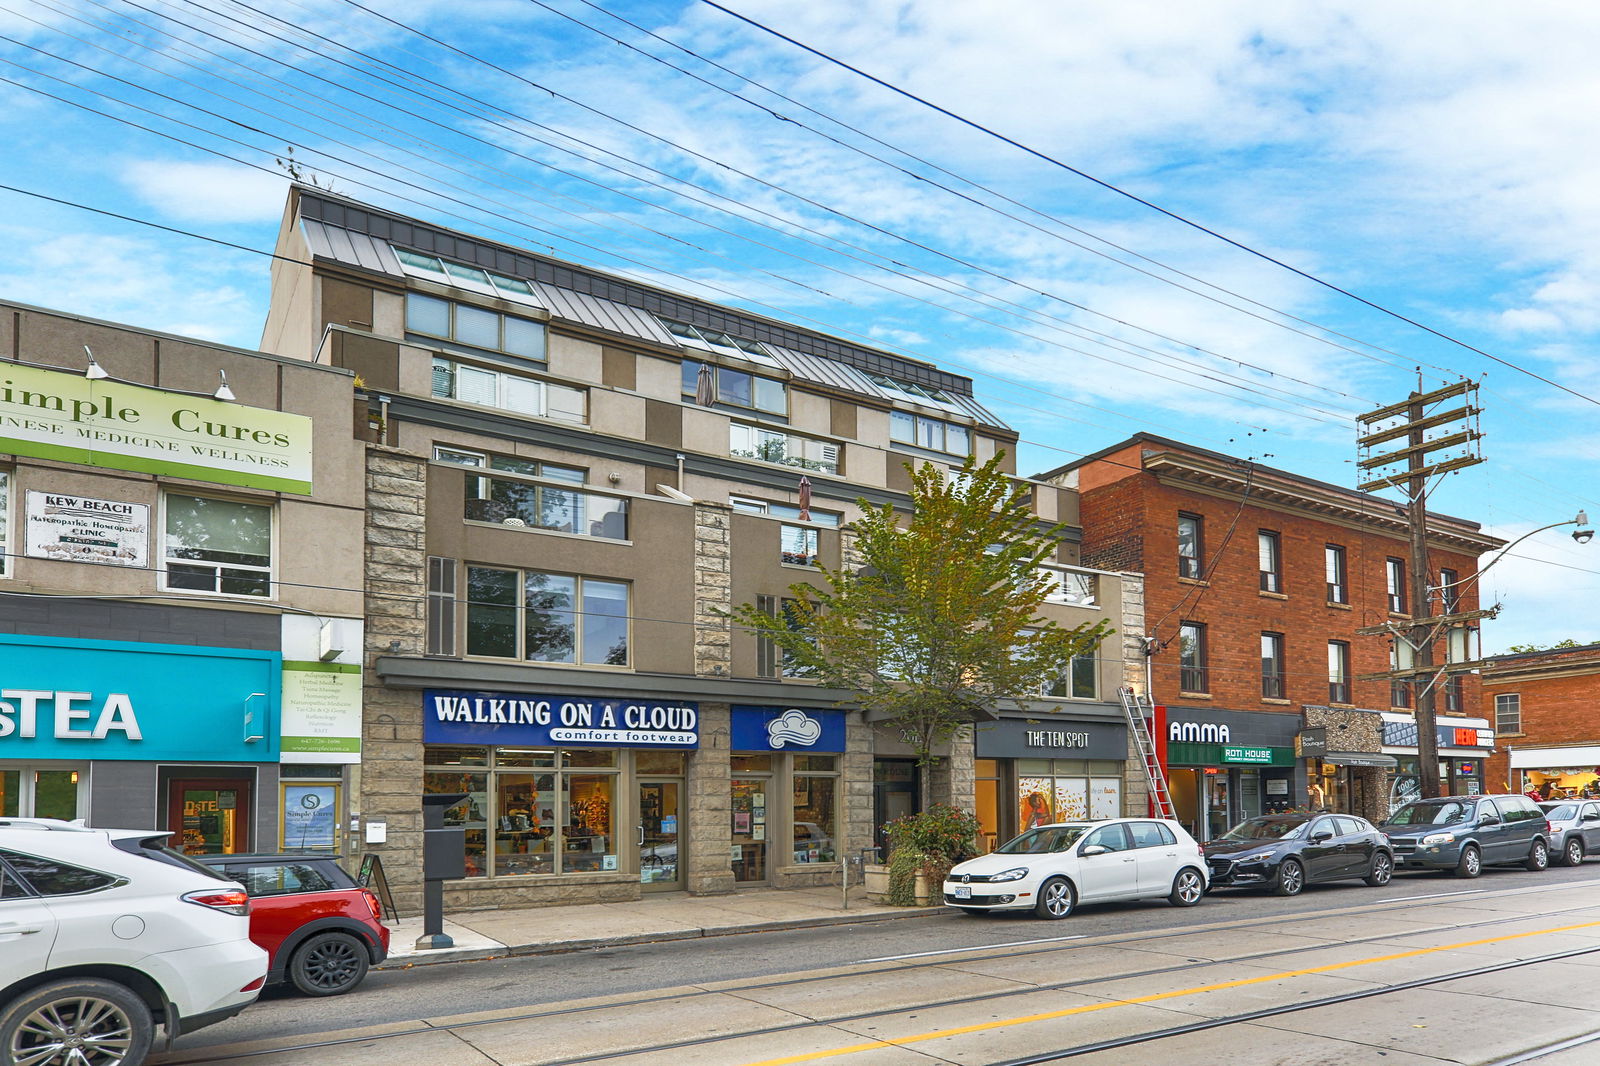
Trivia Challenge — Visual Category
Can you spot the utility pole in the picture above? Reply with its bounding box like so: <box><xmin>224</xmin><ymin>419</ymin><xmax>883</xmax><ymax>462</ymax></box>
<box><xmin>1355</xmin><ymin>379</ymin><xmax>1483</xmax><ymax>801</ymax></box>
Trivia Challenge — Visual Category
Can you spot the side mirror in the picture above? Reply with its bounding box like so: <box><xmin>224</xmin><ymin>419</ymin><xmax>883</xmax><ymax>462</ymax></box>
<box><xmin>1478</xmin><ymin>814</ymin><xmax>1500</xmax><ymax>827</ymax></box>
<box><xmin>1310</xmin><ymin>830</ymin><xmax>1333</xmax><ymax>843</ymax></box>
<box><xmin>1080</xmin><ymin>844</ymin><xmax>1110</xmax><ymax>857</ymax></box>
<box><xmin>1584</xmin><ymin>813</ymin><xmax>1600</xmax><ymax>823</ymax></box>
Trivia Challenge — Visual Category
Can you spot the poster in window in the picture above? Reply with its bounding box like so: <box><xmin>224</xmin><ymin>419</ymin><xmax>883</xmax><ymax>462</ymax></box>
<box><xmin>282</xmin><ymin>784</ymin><xmax>338</xmax><ymax>851</ymax></box>
<box><xmin>734</xmin><ymin>811</ymin><xmax>751</xmax><ymax>834</ymax></box>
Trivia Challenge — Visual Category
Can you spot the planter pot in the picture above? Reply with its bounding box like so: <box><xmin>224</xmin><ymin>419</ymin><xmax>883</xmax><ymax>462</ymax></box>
<box><xmin>863</xmin><ymin>863</ymin><xmax>890</xmax><ymax>902</ymax></box>
<box><xmin>914</xmin><ymin>869</ymin><xmax>933</xmax><ymax>906</ymax></box>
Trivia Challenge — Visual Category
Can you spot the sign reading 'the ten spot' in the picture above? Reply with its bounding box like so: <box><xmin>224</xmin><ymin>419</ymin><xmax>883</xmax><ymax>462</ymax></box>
<box><xmin>0</xmin><ymin>362</ymin><xmax>314</xmax><ymax>494</ymax></box>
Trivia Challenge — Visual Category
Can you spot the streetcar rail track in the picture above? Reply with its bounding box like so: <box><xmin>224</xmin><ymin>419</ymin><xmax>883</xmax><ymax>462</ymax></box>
<box><xmin>154</xmin><ymin>877</ymin><xmax>1600</xmax><ymax>1065</ymax></box>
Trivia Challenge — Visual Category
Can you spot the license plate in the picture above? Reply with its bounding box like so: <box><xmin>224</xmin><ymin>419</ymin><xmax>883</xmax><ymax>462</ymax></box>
<box><xmin>954</xmin><ymin>885</ymin><xmax>972</xmax><ymax>900</ymax></box>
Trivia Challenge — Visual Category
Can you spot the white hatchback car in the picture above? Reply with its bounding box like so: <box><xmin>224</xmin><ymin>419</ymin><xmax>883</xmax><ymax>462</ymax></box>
<box><xmin>0</xmin><ymin>818</ymin><xmax>269</xmax><ymax>1066</ymax></box>
<box><xmin>943</xmin><ymin>817</ymin><xmax>1209</xmax><ymax>919</ymax></box>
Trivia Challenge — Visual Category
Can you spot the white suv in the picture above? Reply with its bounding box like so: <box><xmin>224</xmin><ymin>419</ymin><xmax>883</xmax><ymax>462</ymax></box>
<box><xmin>943</xmin><ymin>817</ymin><xmax>1209</xmax><ymax>919</ymax></box>
<box><xmin>0</xmin><ymin>819</ymin><xmax>268</xmax><ymax>1066</ymax></box>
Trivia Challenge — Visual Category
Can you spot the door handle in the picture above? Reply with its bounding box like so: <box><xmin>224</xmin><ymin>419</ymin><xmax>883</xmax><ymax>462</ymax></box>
<box><xmin>1122</xmin><ymin>857</ymin><xmax>1136</xmax><ymax>863</ymax></box>
<box><xmin>0</xmin><ymin>925</ymin><xmax>44</xmax><ymax>935</ymax></box>
<box><xmin>637</xmin><ymin>825</ymin><xmax>645</xmax><ymax>847</ymax></box>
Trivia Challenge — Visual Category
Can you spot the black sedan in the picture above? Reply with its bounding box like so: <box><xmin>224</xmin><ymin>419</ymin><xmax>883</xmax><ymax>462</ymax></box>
<box><xmin>1204</xmin><ymin>812</ymin><xmax>1394</xmax><ymax>896</ymax></box>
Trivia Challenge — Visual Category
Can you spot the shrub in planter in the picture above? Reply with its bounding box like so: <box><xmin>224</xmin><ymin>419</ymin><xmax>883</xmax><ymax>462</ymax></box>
<box><xmin>883</xmin><ymin>804</ymin><xmax>980</xmax><ymax>906</ymax></box>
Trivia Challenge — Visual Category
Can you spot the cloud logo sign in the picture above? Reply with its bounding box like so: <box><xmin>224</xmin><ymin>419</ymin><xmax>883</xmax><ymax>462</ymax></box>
<box><xmin>767</xmin><ymin>709</ymin><xmax>822</xmax><ymax>748</ymax></box>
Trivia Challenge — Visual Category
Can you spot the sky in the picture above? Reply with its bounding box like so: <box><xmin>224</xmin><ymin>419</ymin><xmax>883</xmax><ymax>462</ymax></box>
<box><xmin>1</xmin><ymin>0</ymin><xmax>1598</xmax><ymax>654</ymax></box>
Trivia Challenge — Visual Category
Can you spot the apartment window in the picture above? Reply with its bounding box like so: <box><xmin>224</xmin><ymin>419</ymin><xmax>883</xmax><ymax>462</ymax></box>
<box><xmin>730</xmin><ymin>423</ymin><xmax>839</xmax><ymax>475</ymax></box>
<box><xmin>1040</xmin><ymin>567</ymin><xmax>1099</xmax><ymax>608</ymax></box>
<box><xmin>1495</xmin><ymin>693</ymin><xmax>1521</xmax><ymax>734</ymax></box>
<box><xmin>464</xmin><ymin>473</ymin><xmax>626</xmax><ymax>541</ymax></box>
<box><xmin>1386</xmin><ymin>558</ymin><xmax>1408</xmax><ymax>614</ymax></box>
<box><xmin>163</xmin><ymin>494</ymin><xmax>272</xmax><ymax>597</ymax></box>
<box><xmin>681</xmin><ymin>359</ymin><xmax>787</xmax><ymax>414</ymax></box>
<box><xmin>1328</xmin><ymin>641</ymin><xmax>1351</xmax><ymax>704</ymax></box>
<box><xmin>729</xmin><ymin>497</ymin><xmax>840</xmax><ymax>527</ymax></box>
<box><xmin>1179</xmin><ymin>622</ymin><xmax>1207</xmax><ymax>694</ymax></box>
<box><xmin>780</xmin><ymin>525</ymin><xmax>819</xmax><ymax>566</ymax></box>
<box><xmin>466</xmin><ymin>568</ymin><xmax>629</xmax><ymax>666</ymax></box>
<box><xmin>888</xmin><ymin>410</ymin><xmax>972</xmax><ymax>456</ymax></box>
<box><xmin>406</xmin><ymin>293</ymin><xmax>546</xmax><ymax>361</ymax></box>
<box><xmin>0</xmin><ymin>470</ymin><xmax>8</xmax><ymax>577</ymax></box>
<box><xmin>1444</xmin><ymin>674</ymin><xmax>1464</xmax><ymax>713</ymax></box>
<box><xmin>1439</xmin><ymin>568</ymin><xmax>1460</xmax><ymax>613</ymax></box>
<box><xmin>1044</xmin><ymin>652</ymin><xmax>1098</xmax><ymax>700</ymax></box>
<box><xmin>1177</xmin><ymin>513</ymin><xmax>1203</xmax><ymax>579</ymax></box>
<box><xmin>1258</xmin><ymin>531</ymin><xmax>1282</xmax><ymax>593</ymax></box>
<box><xmin>756</xmin><ymin>595</ymin><xmax>816</xmax><ymax>680</ymax></box>
<box><xmin>1261</xmin><ymin>632</ymin><xmax>1286</xmax><ymax>700</ymax></box>
<box><xmin>1325</xmin><ymin>544</ymin><xmax>1347</xmax><ymax>604</ymax></box>
<box><xmin>432</xmin><ymin>357</ymin><xmax>584</xmax><ymax>423</ymax></box>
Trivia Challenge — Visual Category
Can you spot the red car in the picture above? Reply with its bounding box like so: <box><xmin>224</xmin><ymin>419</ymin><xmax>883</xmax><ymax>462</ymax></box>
<box><xmin>197</xmin><ymin>853</ymin><xmax>390</xmax><ymax>996</ymax></box>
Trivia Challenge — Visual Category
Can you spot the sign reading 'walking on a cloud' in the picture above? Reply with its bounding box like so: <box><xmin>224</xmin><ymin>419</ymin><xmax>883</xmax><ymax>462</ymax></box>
<box><xmin>0</xmin><ymin>363</ymin><xmax>313</xmax><ymax>494</ymax></box>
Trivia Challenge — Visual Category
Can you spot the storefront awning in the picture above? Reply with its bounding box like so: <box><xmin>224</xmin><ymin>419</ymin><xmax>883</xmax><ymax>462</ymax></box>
<box><xmin>1324</xmin><ymin>751</ymin><xmax>1398</xmax><ymax>768</ymax></box>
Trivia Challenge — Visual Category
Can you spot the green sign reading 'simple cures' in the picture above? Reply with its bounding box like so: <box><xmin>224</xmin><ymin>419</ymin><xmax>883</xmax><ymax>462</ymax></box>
<box><xmin>0</xmin><ymin>362</ymin><xmax>313</xmax><ymax>494</ymax></box>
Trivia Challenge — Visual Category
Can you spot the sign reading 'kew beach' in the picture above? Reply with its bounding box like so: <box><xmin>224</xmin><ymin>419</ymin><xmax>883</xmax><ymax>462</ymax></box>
<box><xmin>0</xmin><ymin>363</ymin><xmax>313</xmax><ymax>494</ymax></box>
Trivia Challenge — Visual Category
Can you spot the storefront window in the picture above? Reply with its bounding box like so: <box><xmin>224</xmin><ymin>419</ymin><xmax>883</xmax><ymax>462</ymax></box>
<box><xmin>1</xmin><ymin>768</ymin><xmax>84</xmax><ymax>821</ymax></box>
<box><xmin>565</xmin><ymin>774</ymin><xmax>614</xmax><ymax>872</ymax></box>
<box><xmin>1017</xmin><ymin>760</ymin><xmax>1120</xmax><ymax>827</ymax></box>
<box><xmin>424</xmin><ymin>747</ymin><xmax>622</xmax><ymax>877</ymax></box>
<box><xmin>975</xmin><ymin>759</ymin><xmax>1000</xmax><ymax>852</ymax></box>
<box><xmin>731</xmin><ymin>775</ymin><xmax>769</xmax><ymax>882</ymax></box>
<box><xmin>793</xmin><ymin>755</ymin><xmax>837</xmax><ymax>864</ymax></box>
<box><xmin>425</xmin><ymin>770</ymin><xmax>489</xmax><ymax>878</ymax></box>
<box><xmin>0</xmin><ymin>770</ymin><xmax>16</xmax><ymax>817</ymax></box>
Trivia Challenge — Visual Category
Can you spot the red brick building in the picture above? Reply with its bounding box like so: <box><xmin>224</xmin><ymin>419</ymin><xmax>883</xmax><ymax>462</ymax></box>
<box><xmin>1041</xmin><ymin>434</ymin><xmax>1504</xmax><ymax>835</ymax></box>
<box><xmin>1481</xmin><ymin>642</ymin><xmax>1600</xmax><ymax>798</ymax></box>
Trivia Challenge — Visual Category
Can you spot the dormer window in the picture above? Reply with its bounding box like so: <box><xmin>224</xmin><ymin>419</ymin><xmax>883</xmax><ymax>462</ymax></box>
<box><xmin>661</xmin><ymin>319</ymin><xmax>776</xmax><ymax>365</ymax></box>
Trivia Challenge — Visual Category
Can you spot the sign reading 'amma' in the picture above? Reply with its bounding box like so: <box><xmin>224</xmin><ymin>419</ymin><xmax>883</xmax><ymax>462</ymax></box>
<box><xmin>0</xmin><ymin>363</ymin><xmax>313</xmax><ymax>494</ymax></box>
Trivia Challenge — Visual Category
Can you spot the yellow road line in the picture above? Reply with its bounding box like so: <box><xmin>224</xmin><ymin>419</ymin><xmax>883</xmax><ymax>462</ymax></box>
<box><xmin>740</xmin><ymin>918</ymin><xmax>1600</xmax><ymax>1065</ymax></box>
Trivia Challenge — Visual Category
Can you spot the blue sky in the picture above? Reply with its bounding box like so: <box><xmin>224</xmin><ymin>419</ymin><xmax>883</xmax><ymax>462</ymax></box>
<box><xmin>2</xmin><ymin>0</ymin><xmax>1598</xmax><ymax>652</ymax></box>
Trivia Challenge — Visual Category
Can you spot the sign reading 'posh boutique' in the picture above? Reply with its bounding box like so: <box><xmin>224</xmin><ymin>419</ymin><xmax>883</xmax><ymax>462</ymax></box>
<box><xmin>424</xmin><ymin>690</ymin><xmax>699</xmax><ymax>748</ymax></box>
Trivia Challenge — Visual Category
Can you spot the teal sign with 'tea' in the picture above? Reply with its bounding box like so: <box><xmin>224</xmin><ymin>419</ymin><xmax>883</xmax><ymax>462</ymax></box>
<box><xmin>0</xmin><ymin>634</ymin><xmax>281</xmax><ymax>762</ymax></box>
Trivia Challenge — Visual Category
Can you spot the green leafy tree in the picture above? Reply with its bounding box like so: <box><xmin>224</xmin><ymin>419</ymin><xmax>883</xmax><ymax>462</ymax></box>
<box><xmin>1504</xmin><ymin>639</ymin><xmax>1587</xmax><ymax>654</ymax></box>
<box><xmin>734</xmin><ymin>454</ymin><xmax>1111</xmax><ymax>810</ymax></box>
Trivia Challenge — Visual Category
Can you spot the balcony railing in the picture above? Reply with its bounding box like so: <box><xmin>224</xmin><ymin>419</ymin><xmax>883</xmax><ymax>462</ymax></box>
<box><xmin>465</xmin><ymin>475</ymin><xmax>628</xmax><ymax>540</ymax></box>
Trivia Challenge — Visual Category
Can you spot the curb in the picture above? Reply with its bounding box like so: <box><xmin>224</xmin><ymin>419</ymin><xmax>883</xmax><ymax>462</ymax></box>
<box><xmin>375</xmin><ymin>906</ymin><xmax>950</xmax><ymax>969</ymax></box>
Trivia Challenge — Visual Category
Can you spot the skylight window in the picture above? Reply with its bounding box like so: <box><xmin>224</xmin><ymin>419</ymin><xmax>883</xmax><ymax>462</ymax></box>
<box><xmin>659</xmin><ymin>319</ymin><xmax>775</xmax><ymax>364</ymax></box>
<box><xmin>865</xmin><ymin>371</ymin><xmax>959</xmax><ymax>408</ymax></box>
<box><xmin>393</xmin><ymin>248</ymin><xmax>542</xmax><ymax>306</ymax></box>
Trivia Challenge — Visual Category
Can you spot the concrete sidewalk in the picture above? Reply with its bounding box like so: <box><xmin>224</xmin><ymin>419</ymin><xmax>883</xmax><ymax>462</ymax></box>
<box><xmin>376</xmin><ymin>884</ymin><xmax>946</xmax><ymax>968</ymax></box>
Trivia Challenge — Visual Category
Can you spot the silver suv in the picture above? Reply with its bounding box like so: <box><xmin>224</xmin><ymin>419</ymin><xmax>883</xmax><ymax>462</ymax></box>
<box><xmin>1538</xmin><ymin>800</ymin><xmax>1600</xmax><ymax>867</ymax></box>
<box><xmin>1381</xmin><ymin>795</ymin><xmax>1551</xmax><ymax>877</ymax></box>
<box><xmin>0</xmin><ymin>819</ymin><xmax>268</xmax><ymax>1066</ymax></box>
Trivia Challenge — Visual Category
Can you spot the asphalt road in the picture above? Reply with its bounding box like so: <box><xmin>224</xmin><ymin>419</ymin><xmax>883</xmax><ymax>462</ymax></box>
<box><xmin>173</xmin><ymin>861</ymin><xmax>1600</xmax><ymax>1053</ymax></box>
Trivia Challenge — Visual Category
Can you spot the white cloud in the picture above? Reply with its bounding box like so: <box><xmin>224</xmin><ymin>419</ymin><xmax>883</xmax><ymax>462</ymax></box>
<box><xmin>122</xmin><ymin>161</ymin><xmax>289</xmax><ymax>225</ymax></box>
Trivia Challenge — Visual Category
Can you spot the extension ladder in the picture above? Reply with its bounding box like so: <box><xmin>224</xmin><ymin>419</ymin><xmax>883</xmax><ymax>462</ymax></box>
<box><xmin>1119</xmin><ymin>685</ymin><xmax>1175</xmax><ymax>821</ymax></box>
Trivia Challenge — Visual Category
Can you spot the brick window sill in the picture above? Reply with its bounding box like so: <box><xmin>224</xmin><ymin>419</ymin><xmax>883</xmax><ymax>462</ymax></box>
<box><xmin>1259</xmin><ymin>589</ymin><xmax>1288</xmax><ymax>600</ymax></box>
<box><xmin>1178</xmin><ymin>576</ymin><xmax>1210</xmax><ymax>588</ymax></box>
<box><xmin>1326</xmin><ymin>601</ymin><xmax>1352</xmax><ymax>611</ymax></box>
<box><xmin>1262</xmin><ymin>698</ymin><xmax>1292</xmax><ymax>706</ymax></box>
<box><xmin>1178</xmin><ymin>691</ymin><xmax>1212</xmax><ymax>700</ymax></box>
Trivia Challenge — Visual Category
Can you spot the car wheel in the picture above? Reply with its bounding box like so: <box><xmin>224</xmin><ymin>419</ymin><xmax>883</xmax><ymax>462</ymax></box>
<box><xmin>1564</xmin><ymin>838</ymin><xmax>1586</xmax><ymax>867</ymax></box>
<box><xmin>1033</xmin><ymin>876</ymin><xmax>1076</xmax><ymax>920</ymax></box>
<box><xmin>1454</xmin><ymin>844</ymin><xmax>1482</xmax><ymax>878</ymax></box>
<box><xmin>1525</xmin><ymin>839</ymin><xmax>1550</xmax><ymax>872</ymax></box>
<box><xmin>1365</xmin><ymin>852</ymin><xmax>1394</xmax><ymax>887</ymax></box>
<box><xmin>289</xmin><ymin>931</ymin><xmax>370</xmax><ymax>996</ymax></box>
<box><xmin>1</xmin><ymin>977</ymin><xmax>153</xmax><ymax>1066</ymax></box>
<box><xmin>1272</xmin><ymin>858</ymin><xmax>1305</xmax><ymax>897</ymax></box>
<box><xmin>1169</xmin><ymin>868</ymin><xmax>1204</xmax><ymax>907</ymax></box>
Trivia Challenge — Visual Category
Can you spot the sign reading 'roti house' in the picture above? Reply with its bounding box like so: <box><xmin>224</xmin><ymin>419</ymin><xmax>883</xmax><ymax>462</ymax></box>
<box><xmin>0</xmin><ymin>363</ymin><xmax>313</xmax><ymax>494</ymax></box>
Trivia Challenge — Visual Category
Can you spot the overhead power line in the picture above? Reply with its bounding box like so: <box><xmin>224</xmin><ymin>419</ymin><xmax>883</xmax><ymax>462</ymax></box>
<box><xmin>699</xmin><ymin>0</ymin><xmax>1600</xmax><ymax>411</ymax></box>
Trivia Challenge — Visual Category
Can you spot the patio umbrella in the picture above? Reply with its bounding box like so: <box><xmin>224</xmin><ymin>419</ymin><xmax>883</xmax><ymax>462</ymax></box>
<box><xmin>695</xmin><ymin>362</ymin><xmax>715</xmax><ymax>406</ymax></box>
<box><xmin>798</xmin><ymin>475</ymin><xmax>812</xmax><ymax>521</ymax></box>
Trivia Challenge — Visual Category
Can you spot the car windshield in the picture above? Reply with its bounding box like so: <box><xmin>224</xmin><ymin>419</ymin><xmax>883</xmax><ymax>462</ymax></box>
<box><xmin>1217</xmin><ymin>815</ymin><xmax>1308</xmax><ymax>841</ymax></box>
<box><xmin>1544</xmin><ymin>804</ymin><xmax>1578</xmax><ymax>820</ymax></box>
<box><xmin>1387</xmin><ymin>800</ymin><xmax>1473</xmax><ymax>826</ymax></box>
<box><xmin>996</xmin><ymin>825</ymin><xmax>1090</xmax><ymax>854</ymax></box>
